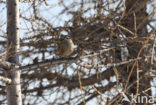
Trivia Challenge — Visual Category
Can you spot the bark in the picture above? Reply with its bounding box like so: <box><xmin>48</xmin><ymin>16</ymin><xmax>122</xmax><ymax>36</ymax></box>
<box><xmin>6</xmin><ymin>0</ymin><xmax>22</xmax><ymax>105</ymax></box>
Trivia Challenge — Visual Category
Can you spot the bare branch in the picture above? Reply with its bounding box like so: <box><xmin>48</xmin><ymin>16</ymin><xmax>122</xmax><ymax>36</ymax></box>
<box><xmin>0</xmin><ymin>75</ymin><xmax>12</xmax><ymax>84</ymax></box>
<box><xmin>0</xmin><ymin>59</ymin><xmax>12</xmax><ymax>70</ymax></box>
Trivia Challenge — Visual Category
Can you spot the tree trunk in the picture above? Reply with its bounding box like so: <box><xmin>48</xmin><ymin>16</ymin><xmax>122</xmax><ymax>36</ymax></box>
<box><xmin>6</xmin><ymin>0</ymin><xmax>22</xmax><ymax>105</ymax></box>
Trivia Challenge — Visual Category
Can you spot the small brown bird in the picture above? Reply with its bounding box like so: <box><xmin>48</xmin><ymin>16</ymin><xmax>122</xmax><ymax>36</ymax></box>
<box><xmin>58</xmin><ymin>36</ymin><xmax>74</xmax><ymax>57</ymax></box>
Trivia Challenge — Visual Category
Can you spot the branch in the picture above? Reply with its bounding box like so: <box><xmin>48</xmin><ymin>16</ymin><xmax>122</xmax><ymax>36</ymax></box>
<box><xmin>78</xmin><ymin>82</ymin><xmax>116</xmax><ymax>105</ymax></box>
<box><xmin>78</xmin><ymin>57</ymin><xmax>142</xmax><ymax>69</ymax></box>
<box><xmin>0</xmin><ymin>75</ymin><xmax>12</xmax><ymax>84</ymax></box>
<box><xmin>17</xmin><ymin>47</ymin><xmax>115</xmax><ymax>71</ymax></box>
<box><xmin>109</xmin><ymin>69</ymin><xmax>150</xmax><ymax>104</ymax></box>
<box><xmin>22</xmin><ymin>67</ymin><xmax>115</xmax><ymax>93</ymax></box>
<box><xmin>17</xmin><ymin>56</ymin><xmax>79</xmax><ymax>71</ymax></box>
<box><xmin>0</xmin><ymin>59</ymin><xmax>12</xmax><ymax>70</ymax></box>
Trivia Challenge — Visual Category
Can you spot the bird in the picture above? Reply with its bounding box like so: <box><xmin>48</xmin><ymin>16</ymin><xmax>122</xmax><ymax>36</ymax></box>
<box><xmin>58</xmin><ymin>36</ymin><xmax>74</xmax><ymax>58</ymax></box>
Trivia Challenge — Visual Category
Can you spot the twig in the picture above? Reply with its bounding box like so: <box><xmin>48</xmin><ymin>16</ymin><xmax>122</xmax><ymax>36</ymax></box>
<box><xmin>77</xmin><ymin>70</ymin><xmax>86</xmax><ymax>105</ymax></box>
